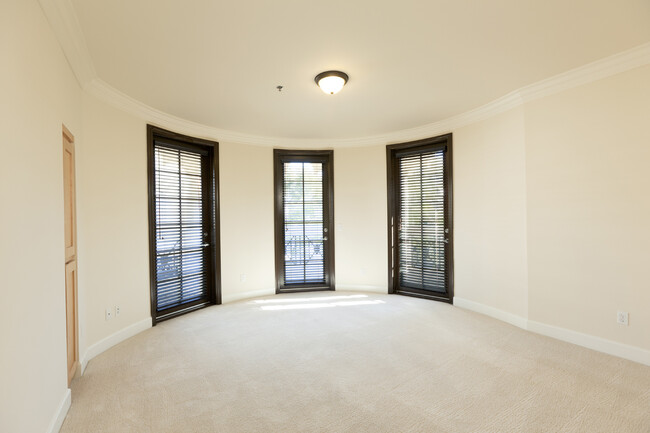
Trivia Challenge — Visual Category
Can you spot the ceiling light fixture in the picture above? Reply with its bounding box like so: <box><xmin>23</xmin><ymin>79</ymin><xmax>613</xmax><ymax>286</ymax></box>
<box><xmin>315</xmin><ymin>70</ymin><xmax>349</xmax><ymax>95</ymax></box>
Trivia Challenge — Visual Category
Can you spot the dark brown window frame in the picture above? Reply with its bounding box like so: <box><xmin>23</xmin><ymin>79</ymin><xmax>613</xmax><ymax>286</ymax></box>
<box><xmin>273</xmin><ymin>149</ymin><xmax>336</xmax><ymax>294</ymax></box>
<box><xmin>386</xmin><ymin>133</ymin><xmax>454</xmax><ymax>303</ymax></box>
<box><xmin>147</xmin><ymin>125</ymin><xmax>222</xmax><ymax>325</ymax></box>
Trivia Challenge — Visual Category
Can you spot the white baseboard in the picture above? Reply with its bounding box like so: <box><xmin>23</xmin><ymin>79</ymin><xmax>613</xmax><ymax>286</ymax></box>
<box><xmin>527</xmin><ymin>320</ymin><xmax>650</xmax><ymax>366</ymax></box>
<box><xmin>454</xmin><ymin>297</ymin><xmax>650</xmax><ymax>367</ymax></box>
<box><xmin>336</xmin><ymin>285</ymin><xmax>388</xmax><ymax>294</ymax></box>
<box><xmin>454</xmin><ymin>297</ymin><xmax>529</xmax><ymax>329</ymax></box>
<box><xmin>46</xmin><ymin>389</ymin><xmax>71</xmax><ymax>433</ymax></box>
<box><xmin>222</xmin><ymin>288</ymin><xmax>275</xmax><ymax>304</ymax></box>
<box><xmin>80</xmin><ymin>318</ymin><xmax>151</xmax><ymax>374</ymax></box>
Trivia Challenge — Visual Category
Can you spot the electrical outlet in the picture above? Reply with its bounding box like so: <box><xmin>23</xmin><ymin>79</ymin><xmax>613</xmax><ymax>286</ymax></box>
<box><xmin>105</xmin><ymin>308</ymin><xmax>113</xmax><ymax>321</ymax></box>
<box><xmin>115</xmin><ymin>305</ymin><xmax>121</xmax><ymax>317</ymax></box>
<box><xmin>617</xmin><ymin>311</ymin><xmax>629</xmax><ymax>326</ymax></box>
<box><xmin>240</xmin><ymin>274</ymin><xmax>247</xmax><ymax>282</ymax></box>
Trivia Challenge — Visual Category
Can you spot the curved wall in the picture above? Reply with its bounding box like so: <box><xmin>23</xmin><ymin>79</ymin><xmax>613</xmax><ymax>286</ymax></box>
<box><xmin>1</xmin><ymin>2</ymin><xmax>82</xmax><ymax>432</ymax></box>
<box><xmin>77</xmin><ymin>63</ymin><xmax>650</xmax><ymax>364</ymax></box>
<box><xmin>76</xmin><ymin>96</ymin><xmax>392</xmax><ymax>351</ymax></box>
<box><xmin>454</xmin><ymin>107</ymin><xmax>529</xmax><ymax>320</ymax></box>
<box><xmin>525</xmin><ymin>65</ymin><xmax>650</xmax><ymax>351</ymax></box>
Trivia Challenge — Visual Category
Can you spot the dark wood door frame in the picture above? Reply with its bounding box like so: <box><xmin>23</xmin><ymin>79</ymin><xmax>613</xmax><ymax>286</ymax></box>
<box><xmin>147</xmin><ymin>125</ymin><xmax>221</xmax><ymax>325</ymax></box>
<box><xmin>386</xmin><ymin>134</ymin><xmax>454</xmax><ymax>303</ymax></box>
<box><xmin>273</xmin><ymin>149</ymin><xmax>335</xmax><ymax>294</ymax></box>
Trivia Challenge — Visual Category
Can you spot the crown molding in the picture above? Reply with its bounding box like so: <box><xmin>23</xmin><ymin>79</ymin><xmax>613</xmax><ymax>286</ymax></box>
<box><xmin>40</xmin><ymin>0</ymin><xmax>650</xmax><ymax>147</ymax></box>
<box><xmin>86</xmin><ymin>79</ymin><xmax>286</xmax><ymax>147</ymax></box>
<box><xmin>38</xmin><ymin>0</ymin><xmax>96</xmax><ymax>86</ymax></box>
<box><xmin>518</xmin><ymin>42</ymin><xmax>650</xmax><ymax>103</ymax></box>
<box><xmin>85</xmin><ymin>42</ymin><xmax>650</xmax><ymax>147</ymax></box>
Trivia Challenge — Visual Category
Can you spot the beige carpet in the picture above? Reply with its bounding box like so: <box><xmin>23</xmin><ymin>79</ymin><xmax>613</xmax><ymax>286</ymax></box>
<box><xmin>61</xmin><ymin>292</ymin><xmax>650</xmax><ymax>433</ymax></box>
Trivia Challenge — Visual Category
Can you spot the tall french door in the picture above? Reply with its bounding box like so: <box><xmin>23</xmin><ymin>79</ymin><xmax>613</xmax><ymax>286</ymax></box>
<box><xmin>387</xmin><ymin>134</ymin><xmax>453</xmax><ymax>303</ymax></box>
<box><xmin>147</xmin><ymin>126</ymin><xmax>221</xmax><ymax>324</ymax></box>
<box><xmin>274</xmin><ymin>150</ymin><xmax>335</xmax><ymax>293</ymax></box>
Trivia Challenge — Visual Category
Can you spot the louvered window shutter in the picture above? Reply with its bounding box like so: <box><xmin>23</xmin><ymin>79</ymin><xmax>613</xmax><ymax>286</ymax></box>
<box><xmin>282</xmin><ymin>162</ymin><xmax>326</xmax><ymax>284</ymax></box>
<box><xmin>397</xmin><ymin>148</ymin><xmax>447</xmax><ymax>293</ymax></box>
<box><xmin>154</xmin><ymin>145</ymin><xmax>209</xmax><ymax>310</ymax></box>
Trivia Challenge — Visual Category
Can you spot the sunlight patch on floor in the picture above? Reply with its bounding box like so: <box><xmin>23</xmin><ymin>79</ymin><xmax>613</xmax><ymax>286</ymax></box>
<box><xmin>259</xmin><ymin>299</ymin><xmax>385</xmax><ymax>311</ymax></box>
<box><xmin>251</xmin><ymin>294</ymin><xmax>369</xmax><ymax>305</ymax></box>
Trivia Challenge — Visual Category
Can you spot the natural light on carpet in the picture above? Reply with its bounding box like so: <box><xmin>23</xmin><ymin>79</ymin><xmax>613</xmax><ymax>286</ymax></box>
<box><xmin>252</xmin><ymin>294</ymin><xmax>369</xmax><ymax>304</ymax></box>
<box><xmin>250</xmin><ymin>294</ymin><xmax>385</xmax><ymax>310</ymax></box>
<box><xmin>259</xmin><ymin>300</ymin><xmax>385</xmax><ymax>311</ymax></box>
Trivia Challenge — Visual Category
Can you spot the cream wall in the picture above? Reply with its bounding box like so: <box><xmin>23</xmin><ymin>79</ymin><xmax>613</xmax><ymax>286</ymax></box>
<box><xmin>77</xmin><ymin>94</ymin><xmax>151</xmax><ymax>349</ymax></box>
<box><xmin>218</xmin><ymin>143</ymin><xmax>275</xmax><ymax>302</ymax></box>
<box><xmin>454</xmin><ymin>107</ymin><xmax>529</xmax><ymax>319</ymax></box>
<box><xmin>525</xmin><ymin>65</ymin><xmax>650</xmax><ymax>350</ymax></box>
<box><xmin>218</xmin><ymin>142</ymin><xmax>390</xmax><ymax>300</ymax></box>
<box><xmin>334</xmin><ymin>146</ymin><xmax>388</xmax><ymax>292</ymax></box>
<box><xmin>452</xmin><ymin>64</ymin><xmax>650</xmax><ymax>354</ymax></box>
<box><xmin>0</xmin><ymin>1</ymin><xmax>82</xmax><ymax>432</ymax></box>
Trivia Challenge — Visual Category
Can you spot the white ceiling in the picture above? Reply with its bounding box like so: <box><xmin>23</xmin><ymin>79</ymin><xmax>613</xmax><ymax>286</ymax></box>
<box><xmin>70</xmin><ymin>0</ymin><xmax>650</xmax><ymax>140</ymax></box>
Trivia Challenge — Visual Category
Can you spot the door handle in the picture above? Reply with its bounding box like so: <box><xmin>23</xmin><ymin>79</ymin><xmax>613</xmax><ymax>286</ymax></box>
<box><xmin>202</xmin><ymin>243</ymin><xmax>210</xmax><ymax>248</ymax></box>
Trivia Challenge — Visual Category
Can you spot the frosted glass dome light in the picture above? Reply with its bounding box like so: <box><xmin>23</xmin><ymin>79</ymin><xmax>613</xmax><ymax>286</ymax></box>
<box><xmin>315</xmin><ymin>71</ymin><xmax>349</xmax><ymax>95</ymax></box>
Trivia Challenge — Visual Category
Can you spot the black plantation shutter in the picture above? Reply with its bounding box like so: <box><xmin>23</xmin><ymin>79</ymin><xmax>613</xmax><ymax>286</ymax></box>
<box><xmin>397</xmin><ymin>148</ymin><xmax>447</xmax><ymax>293</ymax></box>
<box><xmin>154</xmin><ymin>144</ymin><xmax>209</xmax><ymax>310</ymax></box>
<box><xmin>283</xmin><ymin>162</ymin><xmax>326</xmax><ymax>285</ymax></box>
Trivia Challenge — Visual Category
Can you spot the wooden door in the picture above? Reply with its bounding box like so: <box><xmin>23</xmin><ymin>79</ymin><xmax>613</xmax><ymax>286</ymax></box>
<box><xmin>63</xmin><ymin>125</ymin><xmax>78</xmax><ymax>384</ymax></box>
